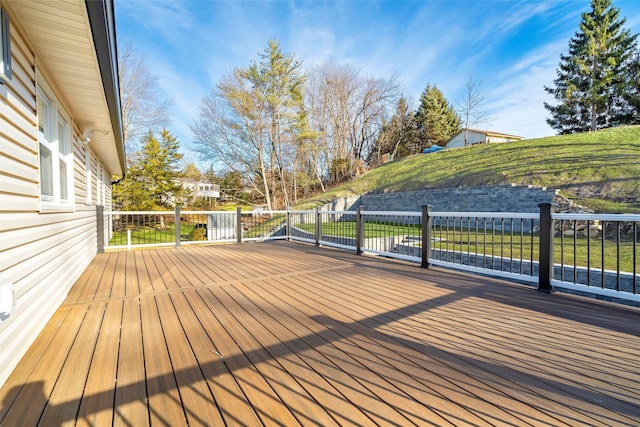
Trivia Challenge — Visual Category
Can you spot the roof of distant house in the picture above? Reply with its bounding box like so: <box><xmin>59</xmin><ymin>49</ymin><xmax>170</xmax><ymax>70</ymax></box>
<box><xmin>457</xmin><ymin>128</ymin><xmax>524</xmax><ymax>140</ymax></box>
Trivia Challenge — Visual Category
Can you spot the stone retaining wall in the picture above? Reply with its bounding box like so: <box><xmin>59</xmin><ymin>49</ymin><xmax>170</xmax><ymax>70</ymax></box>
<box><xmin>317</xmin><ymin>185</ymin><xmax>606</xmax><ymax>219</ymax></box>
<box><xmin>343</xmin><ymin>185</ymin><xmax>559</xmax><ymax>213</ymax></box>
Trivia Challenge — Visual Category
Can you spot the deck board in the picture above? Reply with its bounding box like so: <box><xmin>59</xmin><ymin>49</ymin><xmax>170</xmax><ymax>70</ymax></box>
<box><xmin>1</xmin><ymin>304</ymin><xmax>87</xmax><ymax>426</ymax></box>
<box><xmin>173</xmin><ymin>290</ymin><xmax>264</xmax><ymax>426</ymax></box>
<box><xmin>223</xmin><ymin>282</ymin><xmax>459</xmax><ymax>426</ymax></box>
<box><xmin>114</xmin><ymin>298</ymin><xmax>149</xmax><ymax>426</ymax></box>
<box><xmin>147</xmin><ymin>247</ymin><xmax>180</xmax><ymax>291</ymax></box>
<box><xmin>1</xmin><ymin>241</ymin><xmax>639</xmax><ymax>426</ymax></box>
<box><xmin>238</xmin><ymin>279</ymin><xmax>522</xmax><ymax>426</ymax></box>
<box><xmin>39</xmin><ymin>303</ymin><xmax>105</xmax><ymax>426</ymax></box>
<box><xmin>66</xmin><ymin>251</ymin><xmax>107</xmax><ymax>302</ymax></box>
<box><xmin>139</xmin><ymin>295</ymin><xmax>186</xmax><ymax>426</ymax></box>
<box><xmin>290</xmin><ymin>264</ymin><xmax>633</xmax><ymax>426</ymax></box>
<box><xmin>93</xmin><ymin>251</ymin><xmax>118</xmax><ymax>301</ymax></box>
<box><xmin>156</xmin><ymin>292</ymin><xmax>228</xmax><ymax>426</ymax></box>
<box><xmin>281</xmin><ymin>273</ymin><xmax>588</xmax><ymax>425</ymax></box>
<box><xmin>76</xmin><ymin>301</ymin><xmax>122</xmax><ymax>427</ymax></box>
<box><xmin>253</xmin><ymin>273</ymin><xmax>531</xmax><ymax>425</ymax></box>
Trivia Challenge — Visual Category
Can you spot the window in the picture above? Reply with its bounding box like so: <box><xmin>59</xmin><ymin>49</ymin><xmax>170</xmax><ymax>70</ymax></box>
<box><xmin>37</xmin><ymin>85</ymin><xmax>73</xmax><ymax>210</ymax></box>
<box><xmin>0</xmin><ymin>6</ymin><xmax>11</xmax><ymax>81</ymax></box>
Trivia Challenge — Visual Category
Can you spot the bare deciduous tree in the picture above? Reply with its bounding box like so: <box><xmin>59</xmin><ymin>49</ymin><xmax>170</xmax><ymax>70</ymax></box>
<box><xmin>191</xmin><ymin>41</ymin><xmax>307</xmax><ymax>210</ymax></box>
<box><xmin>456</xmin><ymin>77</ymin><xmax>492</xmax><ymax>145</ymax></box>
<box><xmin>191</xmin><ymin>84</ymin><xmax>273</xmax><ymax>209</ymax></box>
<box><xmin>306</xmin><ymin>62</ymin><xmax>398</xmax><ymax>181</ymax></box>
<box><xmin>193</xmin><ymin>52</ymin><xmax>398</xmax><ymax>208</ymax></box>
<box><xmin>119</xmin><ymin>42</ymin><xmax>172</xmax><ymax>153</ymax></box>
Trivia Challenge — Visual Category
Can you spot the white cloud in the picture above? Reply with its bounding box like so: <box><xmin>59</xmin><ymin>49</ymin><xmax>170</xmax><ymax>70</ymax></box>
<box><xmin>116</xmin><ymin>0</ymin><xmax>640</xmax><ymax>152</ymax></box>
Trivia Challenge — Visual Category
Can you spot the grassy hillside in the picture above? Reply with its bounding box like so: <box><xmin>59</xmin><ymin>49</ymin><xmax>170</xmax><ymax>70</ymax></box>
<box><xmin>299</xmin><ymin>126</ymin><xmax>640</xmax><ymax>213</ymax></box>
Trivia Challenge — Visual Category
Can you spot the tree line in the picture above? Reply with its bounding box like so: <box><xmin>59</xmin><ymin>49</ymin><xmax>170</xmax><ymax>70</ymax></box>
<box><xmin>190</xmin><ymin>41</ymin><xmax>467</xmax><ymax>210</ymax></box>
<box><xmin>114</xmin><ymin>0</ymin><xmax>640</xmax><ymax>212</ymax></box>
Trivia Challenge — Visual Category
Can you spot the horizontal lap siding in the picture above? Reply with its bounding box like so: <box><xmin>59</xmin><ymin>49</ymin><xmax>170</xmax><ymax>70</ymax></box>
<box><xmin>0</xmin><ymin>17</ymin><xmax>107</xmax><ymax>388</ymax></box>
<box><xmin>0</xmin><ymin>21</ymin><xmax>38</xmax><ymax>212</ymax></box>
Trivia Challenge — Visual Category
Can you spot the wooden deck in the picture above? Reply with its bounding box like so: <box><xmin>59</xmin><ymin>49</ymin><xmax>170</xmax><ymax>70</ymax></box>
<box><xmin>1</xmin><ymin>241</ymin><xmax>639</xmax><ymax>426</ymax></box>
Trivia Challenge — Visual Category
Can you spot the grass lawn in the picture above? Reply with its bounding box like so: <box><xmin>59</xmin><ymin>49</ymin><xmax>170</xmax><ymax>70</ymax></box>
<box><xmin>297</xmin><ymin>126</ymin><xmax>640</xmax><ymax>213</ymax></box>
<box><xmin>293</xmin><ymin>221</ymin><xmax>421</xmax><ymax>239</ymax></box>
<box><xmin>293</xmin><ymin>221</ymin><xmax>638</xmax><ymax>273</ymax></box>
<box><xmin>109</xmin><ymin>223</ymin><xmax>197</xmax><ymax>246</ymax></box>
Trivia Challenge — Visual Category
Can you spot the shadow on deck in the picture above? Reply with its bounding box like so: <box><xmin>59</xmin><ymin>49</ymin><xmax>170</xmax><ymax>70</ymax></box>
<box><xmin>1</xmin><ymin>241</ymin><xmax>639</xmax><ymax>426</ymax></box>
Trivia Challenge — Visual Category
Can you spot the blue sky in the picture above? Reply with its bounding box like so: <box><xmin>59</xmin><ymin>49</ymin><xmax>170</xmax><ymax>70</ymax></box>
<box><xmin>115</xmin><ymin>0</ymin><xmax>640</xmax><ymax>165</ymax></box>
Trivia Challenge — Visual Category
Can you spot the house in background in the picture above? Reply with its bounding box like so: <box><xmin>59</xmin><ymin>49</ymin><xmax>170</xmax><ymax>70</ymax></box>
<box><xmin>445</xmin><ymin>129</ymin><xmax>523</xmax><ymax>149</ymax></box>
<box><xmin>176</xmin><ymin>178</ymin><xmax>221</xmax><ymax>205</ymax></box>
<box><xmin>0</xmin><ymin>0</ymin><xmax>124</xmax><ymax>387</ymax></box>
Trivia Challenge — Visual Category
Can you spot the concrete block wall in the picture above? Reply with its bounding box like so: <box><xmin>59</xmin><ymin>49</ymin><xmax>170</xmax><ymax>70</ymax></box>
<box><xmin>319</xmin><ymin>196</ymin><xmax>361</xmax><ymax>212</ymax></box>
<box><xmin>356</xmin><ymin>185</ymin><xmax>558</xmax><ymax>213</ymax></box>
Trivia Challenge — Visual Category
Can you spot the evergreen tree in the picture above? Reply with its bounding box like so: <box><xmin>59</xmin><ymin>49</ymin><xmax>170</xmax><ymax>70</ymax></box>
<box><xmin>113</xmin><ymin>129</ymin><xmax>184</xmax><ymax>210</ymax></box>
<box><xmin>202</xmin><ymin>165</ymin><xmax>217</xmax><ymax>185</ymax></box>
<box><xmin>623</xmin><ymin>51</ymin><xmax>640</xmax><ymax>124</ymax></box>
<box><xmin>245</xmin><ymin>39</ymin><xmax>306</xmax><ymax>209</ymax></box>
<box><xmin>415</xmin><ymin>84</ymin><xmax>460</xmax><ymax>147</ymax></box>
<box><xmin>372</xmin><ymin>97</ymin><xmax>419</xmax><ymax>161</ymax></box>
<box><xmin>218</xmin><ymin>170</ymin><xmax>249</xmax><ymax>203</ymax></box>
<box><xmin>180</xmin><ymin>162</ymin><xmax>202</xmax><ymax>207</ymax></box>
<box><xmin>194</xmin><ymin>40</ymin><xmax>306</xmax><ymax>210</ymax></box>
<box><xmin>183</xmin><ymin>162</ymin><xmax>201</xmax><ymax>181</ymax></box>
<box><xmin>544</xmin><ymin>0</ymin><xmax>638</xmax><ymax>134</ymax></box>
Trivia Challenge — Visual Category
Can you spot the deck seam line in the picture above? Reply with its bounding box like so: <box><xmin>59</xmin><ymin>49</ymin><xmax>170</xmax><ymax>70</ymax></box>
<box><xmin>62</xmin><ymin>263</ymin><xmax>358</xmax><ymax>306</ymax></box>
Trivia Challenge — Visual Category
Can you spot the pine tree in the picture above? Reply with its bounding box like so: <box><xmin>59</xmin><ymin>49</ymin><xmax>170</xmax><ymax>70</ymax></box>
<box><xmin>372</xmin><ymin>97</ymin><xmax>419</xmax><ymax>161</ymax></box>
<box><xmin>623</xmin><ymin>51</ymin><xmax>640</xmax><ymax>124</ymax></box>
<box><xmin>245</xmin><ymin>39</ymin><xmax>306</xmax><ymax>209</ymax></box>
<box><xmin>415</xmin><ymin>84</ymin><xmax>460</xmax><ymax>147</ymax></box>
<box><xmin>112</xmin><ymin>129</ymin><xmax>184</xmax><ymax>210</ymax></box>
<box><xmin>544</xmin><ymin>0</ymin><xmax>638</xmax><ymax>134</ymax></box>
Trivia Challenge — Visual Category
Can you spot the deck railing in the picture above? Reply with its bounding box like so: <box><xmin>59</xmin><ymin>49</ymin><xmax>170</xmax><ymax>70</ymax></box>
<box><xmin>102</xmin><ymin>207</ymin><xmax>289</xmax><ymax>250</ymax></box>
<box><xmin>551</xmin><ymin>212</ymin><xmax>639</xmax><ymax>300</ymax></box>
<box><xmin>98</xmin><ymin>205</ymin><xmax>640</xmax><ymax>303</ymax></box>
<box><xmin>427</xmin><ymin>210</ymin><xmax>541</xmax><ymax>284</ymax></box>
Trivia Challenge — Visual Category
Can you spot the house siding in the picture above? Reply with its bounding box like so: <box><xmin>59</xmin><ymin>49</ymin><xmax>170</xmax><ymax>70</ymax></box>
<box><xmin>446</xmin><ymin>130</ymin><xmax>522</xmax><ymax>149</ymax></box>
<box><xmin>0</xmin><ymin>15</ymin><xmax>110</xmax><ymax>387</ymax></box>
<box><xmin>446</xmin><ymin>130</ymin><xmax>487</xmax><ymax>149</ymax></box>
<box><xmin>486</xmin><ymin>135</ymin><xmax>514</xmax><ymax>144</ymax></box>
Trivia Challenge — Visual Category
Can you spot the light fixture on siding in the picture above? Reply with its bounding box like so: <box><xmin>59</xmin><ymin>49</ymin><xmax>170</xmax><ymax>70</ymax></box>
<box><xmin>81</xmin><ymin>128</ymin><xmax>94</xmax><ymax>145</ymax></box>
<box><xmin>80</xmin><ymin>128</ymin><xmax>109</xmax><ymax>145</ymax></box>
<box><xmin>0</xmin><ymin>283</ymin><xmax>16</xmax><ymax>321</ymax></box>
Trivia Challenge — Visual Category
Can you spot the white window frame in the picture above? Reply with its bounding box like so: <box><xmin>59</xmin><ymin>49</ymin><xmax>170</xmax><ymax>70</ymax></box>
<box><xmin>37</xmin><ymin>82</ymin><xmax>74</xmax><ymax>212</ymax></box>
<box><xmin>0</xmin><ymin>6</ymin><xmax>11</xmax><ymax>81</ymax></box>
<box><xmin>57</xmin><ymin>113</ymin><xmax>73</xmax><ymax>203</ymax></box>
